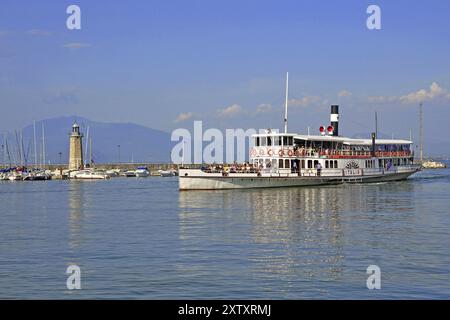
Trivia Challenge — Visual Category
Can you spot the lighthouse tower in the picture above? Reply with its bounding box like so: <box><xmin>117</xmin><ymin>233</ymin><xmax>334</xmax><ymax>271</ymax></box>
<box><xmin>69</xmin><ymin>122</ymin><xmax>84</xmax><ymax>170</ymax></box>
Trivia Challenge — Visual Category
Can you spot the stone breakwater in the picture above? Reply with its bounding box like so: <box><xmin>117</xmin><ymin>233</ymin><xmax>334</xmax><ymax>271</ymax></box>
<box><xmin>0</xmin><ymin>163</ymin><xmax>199</xmax><ymax>171</ymax></box>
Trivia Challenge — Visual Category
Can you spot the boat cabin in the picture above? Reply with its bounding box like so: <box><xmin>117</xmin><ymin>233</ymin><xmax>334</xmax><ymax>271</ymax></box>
<box><xmin>250</xmin><ymin>132</ymin><xmax>413</xmax><ymax>175</ymax></box>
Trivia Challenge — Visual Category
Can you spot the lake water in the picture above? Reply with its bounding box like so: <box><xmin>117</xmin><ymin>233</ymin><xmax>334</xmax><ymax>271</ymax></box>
<box><xmin>1</xmin><ymin>165</ymin><xmax>450</xmax><ymax>299</ymax></box>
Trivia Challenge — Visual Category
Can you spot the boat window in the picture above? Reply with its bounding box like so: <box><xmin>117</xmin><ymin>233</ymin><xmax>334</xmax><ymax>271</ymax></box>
<box><xmin>267</xmin><ymin>136</ymin><xmax>272</xmax><ymax>146</ymax></box>
<box><xmin>255</xmin><ymin>137</ymin><xmax>260</xmax><ymax>147</ymax></box>
<box><xmin>308</xmin><ymin>160</ymin><xmax>312</xmax><ymax>168</ymax></box>
<box><xmin>273</xmin><ymin>136</ymin><xmax>279</xmax><ymax>146</ymax></box>
<box><xmin>314</xmin><ymin>160</ymin><xmax>319</xmax><ymax>168</ymax></box>
<box><xmin>334</xmin><ymin>160</ymin><xmax>338</xmax><ymax>168</ymax></box>
<box><xmin>325</xmin><ymin>161</ymin><xmax>329</xmax><ymax>169</ymax></box>
<box><xmin>278</xmin><ymin>159</ymin><xmax>284</xmax><ymax>168</ymax></box>
<box><xmin>284</xmin><ymin>159</ymin><xmax>290</xmax><ymax>168</ymax></box>
<box><xmin>261</xmin><ymin>137</ymin><xmax>267</xmax><ymax>146</ymax></box>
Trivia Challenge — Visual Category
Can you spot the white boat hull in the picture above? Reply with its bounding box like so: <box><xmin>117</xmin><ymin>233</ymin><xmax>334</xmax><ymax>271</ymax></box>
<box><xmin>160</xmin><ymin>170</ymin><xmax>175</xmax><ymax>177</ymax></box>
<box><xmin>179</xmin><ymin>167</ymin><xmax>420</xmax><ymax>190</ymax></box>
<box><xmin>135</xmin><ymin>171</ymin><xmax>150</xmax><ymax>178</ymax></box>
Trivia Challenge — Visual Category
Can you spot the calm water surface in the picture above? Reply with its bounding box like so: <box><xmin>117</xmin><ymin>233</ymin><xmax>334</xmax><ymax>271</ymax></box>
<box><xmin>1</xmin><ymin>165</ymin><xmax>450</xmax><ymax>299</ymax></box>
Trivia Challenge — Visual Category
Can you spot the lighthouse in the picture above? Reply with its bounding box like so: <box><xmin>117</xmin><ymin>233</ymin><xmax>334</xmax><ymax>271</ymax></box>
<box><xmin>69</xmin><ymin>122</ymin><xmax>84</xmax><ymax>170</ymax></box>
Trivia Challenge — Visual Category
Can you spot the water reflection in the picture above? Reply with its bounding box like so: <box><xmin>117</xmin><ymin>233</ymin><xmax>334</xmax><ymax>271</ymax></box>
<box><xmin>68</xmin><ymin>181</ymin><xmax>87</xmax><ymax>249</ymax></box>
<box><xmin>178</xmin><ymin>181</ymin><xmax>417</xmax><ymax>284</ymax></box>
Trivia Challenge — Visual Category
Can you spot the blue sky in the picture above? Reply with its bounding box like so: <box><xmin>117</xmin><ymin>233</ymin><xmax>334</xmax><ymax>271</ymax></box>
<box><xmin>1</xmin><ymin>0</ymin><xmax>450</xmax><ymax>154</ymax></box>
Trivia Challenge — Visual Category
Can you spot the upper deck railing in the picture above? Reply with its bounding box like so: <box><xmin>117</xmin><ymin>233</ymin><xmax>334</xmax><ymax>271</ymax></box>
<box><xmin>250</xmin><ymin>147</ymin><xmax>412</xmax><ymax>159</ymax></box>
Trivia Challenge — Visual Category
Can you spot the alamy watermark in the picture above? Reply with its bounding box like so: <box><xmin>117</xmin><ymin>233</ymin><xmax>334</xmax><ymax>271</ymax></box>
<box><xmin>66</xmin><ymin>264</ymin><xmax>81</xmax><ymax>290</ymax></box>
<box><xmin>366</xmin><ymin>5</ymin><xmax>381</xmax><ymax>30</ymax></box>
<box><xmin>66</xmin><ymin>5</ymin><xmax>81</xmax><ymax>30</ymax></box>
<box><xmin>366</xmin><ymin>265</ymin><xmax>381</xmax><ymax>290</ymax></box>
<box><xmin>171</xmin><ymin>121</ymin><xmax>275</xmax><ymax>164</ymax></box>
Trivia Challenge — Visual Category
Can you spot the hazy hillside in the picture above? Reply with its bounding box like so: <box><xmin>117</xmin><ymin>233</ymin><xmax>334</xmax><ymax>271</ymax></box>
<box><xmin>3</xmin><ymin>116</ymin><xmax>172</xmax><ymax>164</ymax></box>
<box><xmin>2</xmin><ymin>118</ymin><xmax>448</xmax><ymax>166</ymax></box>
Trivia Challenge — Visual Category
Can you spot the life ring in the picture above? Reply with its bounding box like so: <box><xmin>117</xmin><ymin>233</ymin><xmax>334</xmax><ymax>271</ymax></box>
<box><xmin>250</xmin><ymin>148</ymin><xmax>257</xmax><ymax>157</ymax></box>
<box><xmin>278</xmin><ymin>149</ymin><xmax>284</xmax><ymax>157</ymax></box>
<box><xmin>288</xmin><ymin>150</ymin><xmax>294</xmax><ymax>157</ymax></box>
<box><xmin>259</xmin><ymin>149</ymin><xmax>265</xmax><ymax>156</ymax></box>
<box><xmin>267</xmin><ymin>149</ymin><xmax>273</xmax><ymax>156</ymax></box>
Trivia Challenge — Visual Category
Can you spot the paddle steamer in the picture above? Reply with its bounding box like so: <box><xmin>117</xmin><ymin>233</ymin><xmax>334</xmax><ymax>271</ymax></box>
<box><xmin>179</xmin><ymin>75</ymin><xmax>420</xmax><ymax>190</ymax></box>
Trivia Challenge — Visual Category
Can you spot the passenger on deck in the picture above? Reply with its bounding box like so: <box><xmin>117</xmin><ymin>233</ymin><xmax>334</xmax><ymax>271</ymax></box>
<box><xmin>316</xmin><ymin>162</ymin><xmax>322</xmax><ymax>176</ymax></box>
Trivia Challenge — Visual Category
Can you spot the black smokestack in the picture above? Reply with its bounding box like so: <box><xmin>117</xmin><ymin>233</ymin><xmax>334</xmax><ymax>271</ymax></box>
<box><xmin>330</xmin><ymin>105</ymin><xmax>339</xmax><ymax>136</ymax></box>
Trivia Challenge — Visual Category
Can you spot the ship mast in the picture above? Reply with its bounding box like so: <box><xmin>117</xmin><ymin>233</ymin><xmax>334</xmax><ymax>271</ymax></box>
<box><xmin>284</xmin><ymin>72</ymin><xmax>289</xmax><ymax>134</ymax></box>
<box><xmin>375</xmin><ymin>111</ymin><xmax>378</xmax><ymax>138</ymax></box>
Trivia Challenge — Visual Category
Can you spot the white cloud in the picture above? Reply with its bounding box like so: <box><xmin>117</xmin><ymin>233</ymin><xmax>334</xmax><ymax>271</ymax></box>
<box><xmin>62</xmin><ymin>42</ymin><xmax>92</xmax><ymax>50</ymax></box>
<box><xmin>367</xmin><ymin>96</ymin><xmax>398</xmax><ymax>103</ymax></box>
<box><xmin>288</xmin><ymin>95</ymin><xmax>323</xmax><ymax>108</ymax></box>
<box><xmin>26</xmin><ymin>29</ymin><xmax>51</xmax><ymax>36</ymax></box>
<box><xmin>255</xmin><ymin>103</ymin><xmax>272</xmax><ymax>114</ymax></box>
<box><xmin>217</xmin><ymin>104</ymin><xmax>242</xmax><ymax>118</ymax></box>
<box><xmin>369</xmin><ymin>82</ymin><xmax>450</xmax><ymax>105</ymax></box>
<box><xmin>338</xmin><ymin>90</ymin><xmax>352</xmax><ymax>98</ymax></box>
<box><xmin>174</xmin><ymin>112</ymin><xmax>193</xmax><ymax>123</ymax></box>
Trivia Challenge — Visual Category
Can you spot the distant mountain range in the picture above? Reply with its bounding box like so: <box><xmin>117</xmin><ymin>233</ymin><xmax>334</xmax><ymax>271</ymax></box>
<box><xmin>1</xmin><ymin>117</ymin><xmax>447</xmax><ymax>165</ymax></box>
<box><xmin>2</xmin><ymin>116</ymin><xmax>172</xmax><ymax>164</ymax></box>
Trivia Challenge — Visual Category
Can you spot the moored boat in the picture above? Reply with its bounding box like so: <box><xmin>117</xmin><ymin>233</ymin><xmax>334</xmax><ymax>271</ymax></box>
<box><xmin>73</xmin><ymin>169</ymin><xmax>110</xmax><ymax>180</ymax></box>
<box><xmin>160</xmin><ymin>169</ymin><xmax>177</xmax><ymax>177</ymax></box>
<box><xmin>421</xmin><ymin>160</ymin><xmax>447</xmax><ymax>169</ymax></box>
<box><xmin>121</xmin><ymin>170</ymin><xmax>137</xmax><ymax>177</ymax></box>
<box><xmin>135</xmin><ymin>167</ymin><xmax>150</xmax><ymax>177</ymax></box>
<box><xmin>8</xmin><ymin>172</ymin><xmax>23</xmax><ymax>181</ymax></box>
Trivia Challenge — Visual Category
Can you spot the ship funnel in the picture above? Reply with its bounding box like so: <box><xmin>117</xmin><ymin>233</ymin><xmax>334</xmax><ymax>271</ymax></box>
<box><xmin>330</xmin><ymin>105</ymin><xmax>339</xmax><ymax>136</ymax></box>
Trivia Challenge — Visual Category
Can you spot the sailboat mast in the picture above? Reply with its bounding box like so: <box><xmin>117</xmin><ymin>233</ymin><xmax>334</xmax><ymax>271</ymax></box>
<box><xmin>33</xmin><ymin>121</ymin><xmax>37</xmax><ymax>167</ymax></box>
<box><xmin>21</xmin><ymin>131</ymin><xmax>26</xmax><ymax>167</ymax></box>
<box><xmin>42</xmin><ymin>122</ymin><xmax>46</xmax><ymax>168</ymax></box>
<box><xmin>14</xmin><ymin>131</ymin><xmax>22</xmax><ymax>166</ymax></box>
<box><xmin>1</xmin><ymin>134</ymin><xmax>4</xmax><ymax>168</ymax></box>
<box><xmin>419</xmin><ymin>102</ymin><xmax>423</xmax><ymax>163</ymax></box>
<box><xmin>284</xmin><ymin>72</ymin><xmax>289</xmax><ymax>134</ymax></box>
<box><xmin>89</xmin><ymin>136</ymin><xmax>92</xmax><ymax>167</ymax></box>
<box><xmin>84</xmin><ymin>126</ymin><xmax>90</xmax><ymax>167</ymax></box>
<box><xmin>5</xmin><ymin>139</ymin><xmax>12</xmax><ymax>167</ymax></box>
